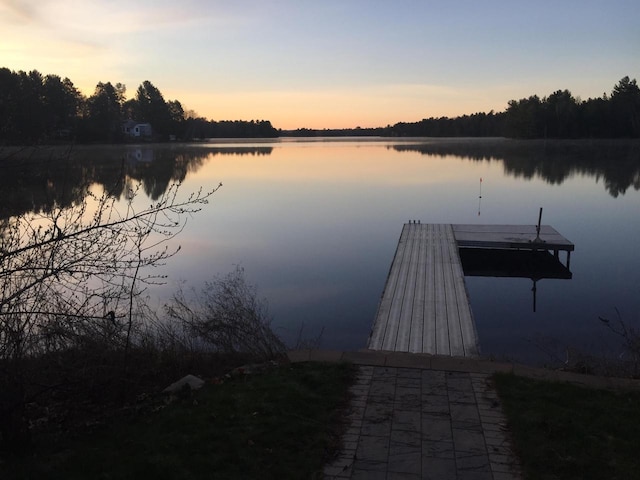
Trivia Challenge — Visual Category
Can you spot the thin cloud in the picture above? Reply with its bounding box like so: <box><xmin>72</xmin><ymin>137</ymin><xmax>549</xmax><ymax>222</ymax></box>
<box><xmin>0</xmin><ymin>0</ymin><xmax>39</xmax><ymax>24</ymax></box>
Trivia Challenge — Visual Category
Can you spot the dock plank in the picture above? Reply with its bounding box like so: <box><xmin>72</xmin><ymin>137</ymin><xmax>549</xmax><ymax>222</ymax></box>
<box><xmin>422</xmin><ymin>224</ymin><xmax>437</xmax><ymax>354</ymax></box>
<box><xmin>368</xmin><ymin>224</ymin><xmax>410</xmax><ymax>348</ymax></box>
<box><xmin>433</xmin><ymin>224</ymin><xmax>451</xmax><ymax>355</ymax></box>
<box><xmin>408</xmin><ymin>224</ymin><xmax>427</xmax><ymax>353</ymax></box>
<box><xmin>394</xmin><ymin>223</ymin><xmax>420</xmax><ymax>351</ymax></box>
<box><xmin>446</xmin><ymin>224</ymin><xmax>479</xmax><ymax>356</ymax></box>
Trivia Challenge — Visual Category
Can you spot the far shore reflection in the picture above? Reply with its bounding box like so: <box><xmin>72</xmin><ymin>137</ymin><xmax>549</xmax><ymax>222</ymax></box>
<box><xmin>0</xmin><ymin>145</ymin><xmax>273</xmax><ymax>219</ymax></box>
<box><xmin>1</xmin><ymin>139</ymin><xmax>639</xmax><ymax>220</ymax></box>
<box><xmin>393</xmin><ymin>139</ymin><xmax>640</xmax><ymax>198</ymax></box>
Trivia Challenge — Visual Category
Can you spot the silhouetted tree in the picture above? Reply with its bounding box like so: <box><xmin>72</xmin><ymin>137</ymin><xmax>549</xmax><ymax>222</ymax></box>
<box><xmin>609</xmin><ymin>76</ymin><xmax>640</xmax><ymax>138</ymax></box>
<box><xmin>543</xmin><ymin>90</ymin><xmax>579</xmax><ymax>138</ymax></box>
<box><xmin>42</xmin><ymin>75</ymin><xmax>83</xmax><ymax>139</ymax></box>
<box><xmin>136</xmin><ymin>80</ymin><xmax>172</xmax><ymax>139</ymax></box>
<box><xmin>504</xmin><ymin>95</ymin><xmax>544</xmax><ymax>138</ymax></box>
<box><xmin>84</xmin><ymin>82</ymin><xmax>125</xmax><ymax>142</ymax></box>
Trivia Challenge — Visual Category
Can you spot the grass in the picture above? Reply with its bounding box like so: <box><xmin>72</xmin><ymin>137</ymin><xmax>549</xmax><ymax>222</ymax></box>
<box><xmin>2</xmin><ymin>361</ymin><xmax>354</xmax><ymax>480</ymax></box>
<box><xmin>494</xmin><ymin>372</ymin><xmax>640</xmax><ymax>480</ymax></box>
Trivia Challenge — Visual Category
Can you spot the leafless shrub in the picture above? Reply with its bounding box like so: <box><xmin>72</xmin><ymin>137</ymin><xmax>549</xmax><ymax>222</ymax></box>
<box><xmin>599</xmin><ymin>307</ymin><xmax>640</xmax><ymax>377</ymax></box>
<box><xmin>165</xmin><ymin>266</ymin><xmax>286</xmax><ymax>362</ymax></box>
<box><xmin>0</xmin><ymin>175</ymin><xmax>218</xmax><ymax>452</ymax></box>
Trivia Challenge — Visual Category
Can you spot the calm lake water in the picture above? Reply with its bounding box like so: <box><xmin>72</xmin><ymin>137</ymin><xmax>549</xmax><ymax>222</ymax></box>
<box><xmin>5</xmin><ymin>138</ymin><xmax>640</xmax><ymax>365</ymax></box>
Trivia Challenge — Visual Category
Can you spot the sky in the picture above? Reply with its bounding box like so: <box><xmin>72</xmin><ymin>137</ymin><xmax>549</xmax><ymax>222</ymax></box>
<box><xmin>1</xmin><ymin>0</ymin><xmax>639</xmax><ymax>129</ymax></box>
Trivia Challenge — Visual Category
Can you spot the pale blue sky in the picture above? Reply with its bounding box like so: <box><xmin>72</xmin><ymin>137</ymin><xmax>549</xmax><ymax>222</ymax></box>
<box><xmin>1</xmin><ymin>0</ymin><xmax>638</xmax><ymax>128</ymax></box>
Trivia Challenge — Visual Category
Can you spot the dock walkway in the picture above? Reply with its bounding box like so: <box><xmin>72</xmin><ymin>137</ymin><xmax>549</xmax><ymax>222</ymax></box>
<box><xmin>368</xmin><ymin>223</ymin><xmax>478</xmax><ymax>357</ymax></box>
<box><xmin>368</xmin><ymin>222</ymin><xmax>574</xmax><ymax>357</ymax></box>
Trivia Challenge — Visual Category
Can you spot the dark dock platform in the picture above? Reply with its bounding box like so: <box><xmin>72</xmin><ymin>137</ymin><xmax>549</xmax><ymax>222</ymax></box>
<box><xmin>368</xmin><ymin>223</ymin><xmax>574</xmax><ymax>357</ymax></box>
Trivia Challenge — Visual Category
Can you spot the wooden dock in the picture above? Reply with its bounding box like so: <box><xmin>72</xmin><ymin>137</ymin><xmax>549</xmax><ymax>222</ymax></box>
<box><xmin>368</xmin><ymin>222</ymin><xmax>574</xmax><ymax>357</ymax></box>
<box><xmin>453</xmin><ymin>224</ymin><xmax>574</xmax><ymax>267</ymax></box>
<box><xmin>368</xmin><ymin>223</ymin><xmax>479</xmax><ymax>357</ymax></box>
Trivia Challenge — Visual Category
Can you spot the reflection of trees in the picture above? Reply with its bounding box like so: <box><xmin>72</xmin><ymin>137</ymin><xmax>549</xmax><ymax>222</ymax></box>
<box><xmin>394</xmin><ymin>139</ymin><xmax>640</xmax><ymax>198</ymax></box>
<box><xmin>0</xmin><ymin>145</ymin><xmax>273</xmax><ymax>220</ymax></box>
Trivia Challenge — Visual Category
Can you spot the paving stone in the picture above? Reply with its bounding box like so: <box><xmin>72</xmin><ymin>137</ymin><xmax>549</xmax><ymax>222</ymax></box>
<box><xmin>394</xmin><ymin>397</ymin><xmax>422</xmax><ymax>412</ymax></box>
<box><xmin>422</xmin><ymin>456</ymin><xmax>457</xmax><ymax>480</ymax></box>
<box><xmin>421</xmin><ymin>394</ymin><xmax>450</xmax><ymax>415</ymax></box>
<box><xmin>386</xmin><ymin>472</ymin><xmax>422</xmax><ymax>480</ymax></box>
<box><xmin>352</xmin><ymin>459</ymin><xmax>387</xmax><ymax>473</ymax></box>
<box><xmin>456</xmin><ymin>452</ymin><xmax>491</xmax><ymax>471</ymax></box>
<box><xmin>450</xmin><ymin>403</ymin><xmax>481</xmax><ymax>424</ymax></box>
<box><xmin>351</xmin><ymin>466</ymin><xmax>387</xmax><ymax>479</ymax></box>
<box><xmin>446</xmin><ymin>371</ymin><xmax>472</xmax><ymax>381</ymax></box>
<box><xmin>320</xmin><ymin>352</ymin><xmax>527</xmax><ymax>479</ymax></box>
<box><xmin>457</xmin><ymin>471</ymin><xmax>494</xmax><ymax>480</ymax></box>
<box><xmin>368</xmin><ymin>393</ymin><xmax>395</xmax><ymax>404</ymax></box>
<box><xmin>452</xmin><ymin>428</ymin><xmax>487</xmax><ymax>454</ymax></box>
<box><xmin>422</xmin><ymin>439</ymin><xmax>455</xmax><ymax>459</ymax></box>
<box><xmin>492</xmin><ymin>471</ymin><xmax>524</xmax><ymax>480</ymax></box>
<box><xmin>396</xmin><ymin>367</ymin><xmax>423</xmax><ymax>379</ymax></box>
<box><xmin>357</xmin><ymin>365</ymin><xmax>375</xmax><ymax>375</ymax></box>
<box><xmin>360</xmin><ymin>419</ymin><xmax>392</xmax><ymax>437</ymax></box>
<box><xmin>387</xmin><ymin>450</ymin><xmax>422</xmax><ymax>475</ymax></box>
<box><xmin>364</xmin><ymin>403</ymin><xmax>393</xmax><ymax>421</ymax></box>
<box><xmin>388</xmin><ymin>432</ymin><xmax>422</xmax><ymax>475</ymax></box>
<box><xmin>369</xmin><ymin>381</ymin><xmax>397</xmax><ymax>397</ymax></box>
<box><xmin>396</xmin><ymin>380</ymin><xmax>422</xmax><ymax>392</ymax></box>
<box><xmin>349</xmin><ymin>385</ymin><xmax>370</xmax><ymax>397</ymax></box>
<box><xmin>392</xmin><ymin>409</ymin><xmax>421</xmax><ymax>432</ymax></box>
<box><xmin>391</xmin><ymin>429</ymin><xmax>422</xmax><ymax>448</ymax></box>
<box><xmin>421</xmin><ymin>416</ymin><xmax>453</xmax><ymax>442</ymax></box>
<box><xmin>357</xmin><ymin>435</ymin><xmax>389</xmax><ymax>461</ymax></box>
<box><xmin>373</xmin><ymin>366</ymin><xmax>398</xmax><ymax>378</ymax></box>
<box><xmin>452</xmin><ymin>420</ymin><xmax>483</xmax><ymax>433</ymax></box>
<box><xmin>447</xmin><ymin>389</ymin><xmax>477</xmax><ymax>404</ymax></box>
<box><xmin>395</xmin><ymin>390</ymin><xmax>421</xmax><ymax>406</ymax></box>
<box><xmin>422</xmin><ymin>369</ymin><xmax>446</xmax><ymax>381</ymax></box>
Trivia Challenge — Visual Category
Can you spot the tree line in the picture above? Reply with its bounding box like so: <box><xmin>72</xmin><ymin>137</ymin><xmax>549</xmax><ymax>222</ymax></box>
<box><xmin>284</xmin><ymin>76</ymin><xmax>640</xmax><ymax>139</ymax></box>
<box><xmin>1</xmin><ymin>67</ymin><xmax>638</xmax><ymax>143</ymax></box>
<box><xmin>0</xmin><ymin>67</ymin><xmax>278</xmax><ymax>145</ymax></box>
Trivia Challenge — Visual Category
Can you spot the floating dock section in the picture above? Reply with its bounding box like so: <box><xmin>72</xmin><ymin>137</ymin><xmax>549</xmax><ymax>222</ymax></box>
<box><xmin>368</xmin><ymin>223</ymin><xmax>574</xmax><ymax>357</ymax></box>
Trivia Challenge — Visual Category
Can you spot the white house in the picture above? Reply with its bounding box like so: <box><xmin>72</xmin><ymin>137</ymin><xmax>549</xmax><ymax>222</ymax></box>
<box><xmin>122</xmin><ymin>120</ymin><xmax>153</xmax><ymax>138</ymax></box>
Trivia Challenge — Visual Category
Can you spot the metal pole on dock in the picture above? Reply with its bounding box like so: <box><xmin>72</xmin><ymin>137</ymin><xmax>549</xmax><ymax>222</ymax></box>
<box><xmin>533</xmin><ymin>207</ymin><xmax>543</xmax><ymax>243</ymax></box>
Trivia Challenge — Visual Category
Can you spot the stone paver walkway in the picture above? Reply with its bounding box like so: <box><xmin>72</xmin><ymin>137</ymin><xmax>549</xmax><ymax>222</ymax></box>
<box><xmin>288</xmin><ymin>349</ymin><xmax>640</xmax><ymax>479</ymax></box>
<box><xmin>323</xmin><ymin>365</ymin><xmax>522</xmax><ymax>479</ymax></box>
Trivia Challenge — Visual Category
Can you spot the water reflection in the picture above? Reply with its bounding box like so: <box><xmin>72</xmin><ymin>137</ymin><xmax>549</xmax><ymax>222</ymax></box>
<box><xmin>394</xmin><ymin>139</ymin><xmax>640</xmax><ymax>198</ymax></box>
<box><xmin>0</xmin><ymin>145</ymin><xmax>272</xmax><ymax>219</ymax></box>
<box><xmin>2</xmin><ymin>139</ymin><xmax>639</xmax><ymax>365</ymax></box>
<box><xmin>459</xmin><ymin>249</ymin><xmax>573</xmax><ymax>313</ymax></box>
<box><xmin>3</xmin><ymin>140</ymin><xmax>639</xmax><ymax>221</ymax></box>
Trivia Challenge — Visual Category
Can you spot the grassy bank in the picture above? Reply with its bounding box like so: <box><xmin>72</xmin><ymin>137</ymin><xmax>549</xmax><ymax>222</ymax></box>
<box><xmin>2</xmin><ymin>362</ymin><xmax>353</xmax><ymax>480</ymax></box>
<box><xmin>494</xmin><ymin>373</ymin><xmax>640</xmax><ymax>480</ymax></box>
